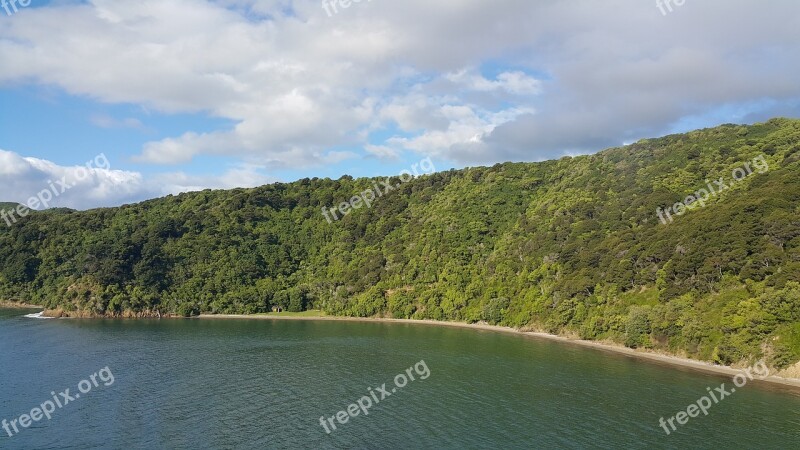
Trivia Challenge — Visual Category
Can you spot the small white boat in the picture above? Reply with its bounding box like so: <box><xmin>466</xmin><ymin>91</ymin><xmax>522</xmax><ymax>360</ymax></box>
<box><xmin>23</xmin><ymin>311</ymin><xmax>53</xmax><ymax>319</ymax></box>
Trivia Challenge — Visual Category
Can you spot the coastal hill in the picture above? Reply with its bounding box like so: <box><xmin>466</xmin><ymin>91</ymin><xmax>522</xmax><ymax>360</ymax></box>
<box><xmin>1</xmin><ymin>118</ymin><xmax>799</xmax><ymax>369</ymax></box>
<box><xmin>0</xmin><ymin>202</ymin><xmax>22</xmax><ymax>212</ymax></box>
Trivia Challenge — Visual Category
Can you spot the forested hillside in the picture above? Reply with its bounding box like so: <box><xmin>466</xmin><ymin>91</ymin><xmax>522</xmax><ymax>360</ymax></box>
<box><xmin>2</xmin><ymin>118</ymin><xmax>800</xmax><ymax>368</ymax></box>
<box><xmin>0</xmin><ymin>202</ymin><xmax>21</xmax><ymax>213</ymax></box>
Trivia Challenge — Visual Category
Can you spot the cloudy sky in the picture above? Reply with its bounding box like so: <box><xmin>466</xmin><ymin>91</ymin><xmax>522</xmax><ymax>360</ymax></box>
<box><xmin>1</xmin><ymin>0</ymin><xmax>799</xmax><ymax>209</ymax></box>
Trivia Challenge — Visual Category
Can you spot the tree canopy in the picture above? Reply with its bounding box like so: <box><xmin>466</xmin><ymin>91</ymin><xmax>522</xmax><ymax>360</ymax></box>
<box><xmin>2</xmin><ymin>118</ymin><xmax>800</xmax><ymax>368</ymax></box>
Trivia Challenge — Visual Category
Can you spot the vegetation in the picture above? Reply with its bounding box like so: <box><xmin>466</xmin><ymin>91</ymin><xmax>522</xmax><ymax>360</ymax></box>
<box><xmin>2</xmin><ymin>118</ymin><xmax>800</xmax><ymax>368</ymax></box>
<box><xmin>0</xmin><ymin>202</ymin><xmax>22</xmax><ymax>213</ymax></box>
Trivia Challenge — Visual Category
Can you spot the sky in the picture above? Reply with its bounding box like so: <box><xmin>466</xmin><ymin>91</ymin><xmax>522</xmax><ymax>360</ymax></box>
<box><xmin>1</xmin><ymin>0</ymin><xmax>799</xmax><ymax>210</ymax></box>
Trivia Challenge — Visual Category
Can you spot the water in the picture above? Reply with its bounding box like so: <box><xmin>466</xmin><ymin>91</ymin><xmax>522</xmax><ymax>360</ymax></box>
<box><xmin>1</xmin><ymin>308</ymin><xmax>798</xmax><ymax>449</ymax></box>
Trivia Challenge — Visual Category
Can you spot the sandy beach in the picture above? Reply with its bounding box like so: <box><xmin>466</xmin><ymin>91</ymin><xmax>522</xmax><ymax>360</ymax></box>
<box><xmin>200</xmin><ymin>313</ymin><xmax>800</xmax><ymax>392</ymax></box>
<box><xmin>6</xmin><ymin>301</ymin><xmax>799</xmax><ymax>392</ymax></box>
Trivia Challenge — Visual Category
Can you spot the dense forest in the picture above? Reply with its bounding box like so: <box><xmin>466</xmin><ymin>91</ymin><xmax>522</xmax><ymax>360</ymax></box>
<box><xmin>2</xmin><ymin>118</ymin><xmax>800</xmax><ymax>369</ymax></box>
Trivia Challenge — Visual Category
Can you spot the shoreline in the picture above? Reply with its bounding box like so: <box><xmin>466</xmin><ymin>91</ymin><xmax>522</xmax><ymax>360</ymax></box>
<box><xmin>200</xmin><ymin>313</ymin><xmax>800</xmax><ymax>392</ymax></box>
<box><xmin>6</xmin><ymin>303</ymin><xmax>799</xmax><ymax>392</ymax></box>
<box><xmin>0</xmin><ymin>300</ymin><xmax>41</xmax><ymax>309</ymax></box>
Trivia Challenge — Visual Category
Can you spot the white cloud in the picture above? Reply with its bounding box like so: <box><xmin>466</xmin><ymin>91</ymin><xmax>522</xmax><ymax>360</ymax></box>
<box><xmin>0</xmin><ymin>149</ymin><xmax>278</xmax><ymax>210</ymax></box>
<box><xmin>364</xmin><ymin>144</ymin><xmax>401</xmax><ymax>161</ymax></box>
<box><xmin>1</xmin><ymin>0</ymin><xmax>799</xmax><ymax>175</ymax></box>
<box><xmin>0</xmin><ymin>149</ymin><xmax>151</xmax><ymax>210</ymax></box>
<box><xmin>445</xmin><ymin>69</ymin><xmax>542</xmax><ymax>95</ymax></box>
<box><xmin>386</xmin><ymin>104</ymin><xmax>534</xmax><ymax>162</ymax></box>
<box><xmin>153</xmin><ymin>164</ymin><xmax>278</xmax><ymax>194</ymax></box>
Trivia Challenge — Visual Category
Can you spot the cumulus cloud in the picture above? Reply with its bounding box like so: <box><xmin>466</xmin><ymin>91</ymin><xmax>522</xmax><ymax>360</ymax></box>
<box><xmin>364</xmin><ymin>145</ymin><xmax>401</xmax><ymax>161</ymax></box>
<box><xmin>0</xmin><ymin>149</ymin><xmax>276</xmax><ymax>210</ymax></box>
<box><xmin>151</xmin><ymin>164</ymin><xmax>278</xmax><ymax>193</ymax></box>
<box><xmin>1</xmin><ymin>0</ymin><xmax>799</xmax><ymax>176</ymax></box>
<box><xmin>444</xmin><ymin>70</ymin><xmax>541</xmax><ymax>96</ymax></box>
<box><xmin>0</xmin><ymin>149</ymin><xmax>152</xmax><ymax>210</ymax></box>
<box><xmin>385</xmin><ymin>103</ymin><xmax>535</xmax><ymax>162</ymax></box>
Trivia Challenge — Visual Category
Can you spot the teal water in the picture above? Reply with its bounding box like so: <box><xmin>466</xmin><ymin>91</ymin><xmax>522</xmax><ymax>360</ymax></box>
<box><xmin>1</xmin><ymin>308</ymin><xmax>798</xmax><ymax>449</ymax></box>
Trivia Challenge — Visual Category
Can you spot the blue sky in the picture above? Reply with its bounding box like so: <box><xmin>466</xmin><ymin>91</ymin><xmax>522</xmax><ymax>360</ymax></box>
<box><xmin>0</xmin><ymin>85</ymin><xmax>417</xmax><ymax>180</ymax></box>
<box><xmin>1</xmin><ymin>0</ymin><xmax>799</xmax><ymax>209</ymax></box>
